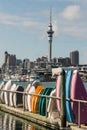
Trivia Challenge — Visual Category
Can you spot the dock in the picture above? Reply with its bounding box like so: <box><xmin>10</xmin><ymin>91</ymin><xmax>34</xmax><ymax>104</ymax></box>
<box><xmin>0</xmin><ymin>103</ymin><xmax>87</xmax><ymax>130</ymax></box>
<box><xmin>0</xmin><ymin>104</ymin><xmax>60</xmax><ymax>130</ymax></box>
<box><xmin>0</xmin><ymin>74</ymin><xmax>87</xmax><ymax>130</ymax></box>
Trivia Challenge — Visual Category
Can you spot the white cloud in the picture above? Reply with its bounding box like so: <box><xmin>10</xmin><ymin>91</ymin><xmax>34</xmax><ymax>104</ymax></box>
<box><xmin>0</xmin><ymin>13</ymin><xmax>41</xmax><ymax>29</ymax></box>
<box><xmin>61</xmin><ymin>5</ymin><xmax>80</xmax><ymax>20</ymax></box>
<box><xmin>62</xmin><ymin>26</ymin><xmax>87</xmax><ymax>39</ymax></box>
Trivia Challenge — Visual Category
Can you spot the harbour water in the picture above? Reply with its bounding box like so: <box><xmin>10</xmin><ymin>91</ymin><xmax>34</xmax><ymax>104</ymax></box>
<box><xmin>9</xmin><ymin>81</ymin><xmax>56</xmax><ymax>88</ymax></box>
<box><xmin>0</xmin><ymin>111</ymin><xmax>51</xmax><ymax>130</ymax></box>
<box><xmin>10</xmin><ymin>81</ymin><xmax>87</xmax><ymax>91</ymax></box>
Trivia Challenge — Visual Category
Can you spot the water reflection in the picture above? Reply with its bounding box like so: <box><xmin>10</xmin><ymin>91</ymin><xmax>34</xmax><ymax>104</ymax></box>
<box><xmin>0</xmin><ymin>111</ymin><xmax>51</xmax><ymax>130</ymax></box>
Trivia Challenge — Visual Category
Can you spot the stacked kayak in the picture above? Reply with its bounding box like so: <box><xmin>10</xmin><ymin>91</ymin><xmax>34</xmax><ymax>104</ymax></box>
<box><xmin>56</xmin><ymin>68</ymin><xmax>87</xmax><ymax>125</ymax></box>
<box><xmin>47</xmin><ymin>88</ymin><xmax>59</xmax><ymax>119</ymax></box>
<box><xmin>0</xmin><ymin>70</ymin><xmax>87</xmax><ymax>126</ymax></box>
<box><xmin>32</xmin><ymin>85</ymin><xmax>45</xmax><ymax>113</ymax></box>
<box><xmin>66</xmin><ymin>70</ymin><xmax>74</xmax><ymax>123</ymax></box>
<box><xmin>39</xmin><ymin>87</ymin><xmax>53</xmax><ymax>116</ymax></box>
<box><xmin>70</xmin><ymin>70</ymin><xmax>87</xmax><ymax>124</ymax></box>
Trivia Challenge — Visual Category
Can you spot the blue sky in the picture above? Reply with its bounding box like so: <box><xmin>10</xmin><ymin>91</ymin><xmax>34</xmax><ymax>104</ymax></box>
<box><xmin>0</xmin><ymin>0</ymin><xmax>87</xmax><ymax>66</ymax></box>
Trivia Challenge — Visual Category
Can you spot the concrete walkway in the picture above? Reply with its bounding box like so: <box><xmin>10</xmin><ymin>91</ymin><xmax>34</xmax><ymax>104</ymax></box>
<box><xmin>0</xmin><ymin>104</ymin><xmax>87</xmax><ymax>130</ymax></box>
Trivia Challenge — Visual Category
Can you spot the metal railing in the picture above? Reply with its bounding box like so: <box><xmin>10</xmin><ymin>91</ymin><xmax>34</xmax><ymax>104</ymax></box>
<box><xmin>0</xmin><ymin>89</ymin><xmax>87</xmax><ymax>128</ymax></box>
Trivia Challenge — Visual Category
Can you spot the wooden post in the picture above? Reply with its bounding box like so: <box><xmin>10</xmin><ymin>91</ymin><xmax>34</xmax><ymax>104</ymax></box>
<box><xmin>60</xmin><ymin>69</ymin><xmax>66</xmax><ymax>127</ymax></box>
<box><xmin>23</xmin><ymin>93</ymin><xmax>25</xmax><ymax>111</ymax></box>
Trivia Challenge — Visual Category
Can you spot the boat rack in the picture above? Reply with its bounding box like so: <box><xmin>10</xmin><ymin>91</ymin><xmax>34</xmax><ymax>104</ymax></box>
<box><xmin>0</xmin><ymin>89</ymin><xmax>87</xmax><ymax>130</ymax></box>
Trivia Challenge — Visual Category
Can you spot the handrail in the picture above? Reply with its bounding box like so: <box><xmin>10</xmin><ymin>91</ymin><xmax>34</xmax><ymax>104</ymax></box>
<box><xmin>1</xmin><ymin>89</ymin><xmax>87</xmax><ymax>103</ymax></box>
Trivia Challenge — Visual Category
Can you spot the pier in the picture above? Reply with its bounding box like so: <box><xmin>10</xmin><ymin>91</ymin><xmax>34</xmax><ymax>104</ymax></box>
<box><xmin>0</xmin><ymin>89</ymin><xmax>87</xmax><ymax>130</ymax></box>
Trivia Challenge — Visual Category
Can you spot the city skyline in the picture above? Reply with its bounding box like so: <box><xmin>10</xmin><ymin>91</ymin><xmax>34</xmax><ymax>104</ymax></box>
<box><xmin>0</xmin><ymin>0</ymin><xmax>87</xmax><ymax>66</ymax></box>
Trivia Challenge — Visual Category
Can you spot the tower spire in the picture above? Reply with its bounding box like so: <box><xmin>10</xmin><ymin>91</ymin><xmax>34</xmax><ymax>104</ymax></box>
<box><xmin>47</xmin><ymin>10</ymin><xmax>54</xmax><ymax>62</ymax></box>
<box><xmin>50</xmin><ymin>8</ymin><xmax>52</xmax><ymax>25</ymax></box>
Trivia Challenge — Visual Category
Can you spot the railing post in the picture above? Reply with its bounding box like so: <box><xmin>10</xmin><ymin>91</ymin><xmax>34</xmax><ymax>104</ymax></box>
<box><xmin>46</xmin><ymin>96</ymin><xmax>48</xmax><ymax>118</ymax></box>
<box><xmin>8</xmin><ymin>91</ymin><xmax>9</xmax><ymax>106</ymax></box>
<box><xmin>23</xmin><ymin>93</ymin><xmax>25</xmax><ymax>111</ymax></box>
<box><xmin>78</xmin><ymin>101</ymin><xmax>81</xmax><ymax>128</ymax></box>
<box><xmin>60</xmin><ymin>69</ymin><xmax>66</xmax><ymax>127</ymax></box>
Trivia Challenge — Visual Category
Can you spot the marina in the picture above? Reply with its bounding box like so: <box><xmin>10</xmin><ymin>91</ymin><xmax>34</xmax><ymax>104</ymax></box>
<box><xmin>0</xmin><ymin>0</ymin><xmax>87</xmax><ymax>130</ymax></box>
<box><xmin>0</xmin><ymin>89</ymin><xmax>87</xmax><ymax>130</ymax></box>
<box><xmin>0</xmin><ymin>68</ymin><xmax>87</xmax><ymax>130</ymax></box>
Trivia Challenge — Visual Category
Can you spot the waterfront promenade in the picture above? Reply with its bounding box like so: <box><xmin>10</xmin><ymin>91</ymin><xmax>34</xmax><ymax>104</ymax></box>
<box><xmin>0</xmin><ymin>103</ymin><xmax>60</xmax><ymax>130</ymax></box>
<box><xmin>0</xmin><ymin>90</ymin><xmax>87</xmax><ymax>130</ymax></box>
<box><xmin>0</xmin><ymin>69</ymin><xmax>87</xmax><ymax>130</ymax></box>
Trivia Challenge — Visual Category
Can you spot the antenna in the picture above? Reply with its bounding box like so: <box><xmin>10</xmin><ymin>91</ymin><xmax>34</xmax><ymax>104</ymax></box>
<box><xmin>50</xmin><ymin>9</ymin><xmax>52</xmax><ymax>24</ymax></box>
<box><xmin>50</xmin><ymin>8</ymin><xmax>52</xmax><ymax>25</ymax></box>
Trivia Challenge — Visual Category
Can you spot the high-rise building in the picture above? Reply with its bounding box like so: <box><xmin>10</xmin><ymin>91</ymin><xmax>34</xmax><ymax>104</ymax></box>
<box><xmin>58</xmin><ymin>57</ymin><xmax>71</xmax><ymax>66</ymax></box>
<box><xmin>4</xmin><ymin>51</ymin><xmax>8</xmax><ymax>64</ymax></box>
<box><xmin>70</xmin><ymin>50</ymin><xmax>79</xmax><ymax>65</ymax></box>
<box><xmin>47</xmin><ymin>10</ymin><xmax>54</xmax><ymax>62</ymax></box>
<box><xmin>4</xmin><ymin>51</ymin><xmax>16</xmax><ymax>71</ymax></box>
<box><xmin>7</xmin><ymin>54</ymin><xmax>16</xmax><ymax>67</ymax></box>
<box><xmin>23</xmin><ymin>59</ymin><xmax>30</xmax><ymax>70</ymax></box>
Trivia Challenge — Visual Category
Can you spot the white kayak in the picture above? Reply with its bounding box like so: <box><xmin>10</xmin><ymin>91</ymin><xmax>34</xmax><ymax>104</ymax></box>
<box><xmin>47</xmin><ymin>89</ymin><xmax>59</xmax><ymax>119</ymax></box>
<box><xmin>9</xmin><ymin>84</ymin><xmax>17</xmax><ymax>106</ymax></box>
<box><xmin>1</xmin><ymin>80</ymin><xmax>11</xmax><ymax>104</ymax></box>
<box><xmin>0</xmin><ymin>81</ymin><xmax>5</xmax><ymax>102</ymax></box>
<box><xmin>4</xmin><ymin>80</ymin><xmax>12</xmax><ymax>105</ymax></box>
<box><xmin>27</xmin><ymin>85</ymin><xmax>35</xmax><ymax>112</ymax></box>
<box><xmin>23</xmin><ymin>83</ymin><xmax>32</xmax><ymax>110</ymax></box>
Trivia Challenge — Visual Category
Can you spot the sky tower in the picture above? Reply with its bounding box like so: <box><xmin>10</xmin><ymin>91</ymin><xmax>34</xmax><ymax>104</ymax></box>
<box><xmin>47</xmin><ymin>10</ymin><xmax>54</xmax><ymax>62</ymax></box>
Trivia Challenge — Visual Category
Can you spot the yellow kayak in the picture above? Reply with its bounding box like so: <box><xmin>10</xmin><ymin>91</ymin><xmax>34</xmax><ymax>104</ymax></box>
<box><xmin>32</xmin><ymin>85</ymin><xmax>45</xmax><ymax>113</ymax></box>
